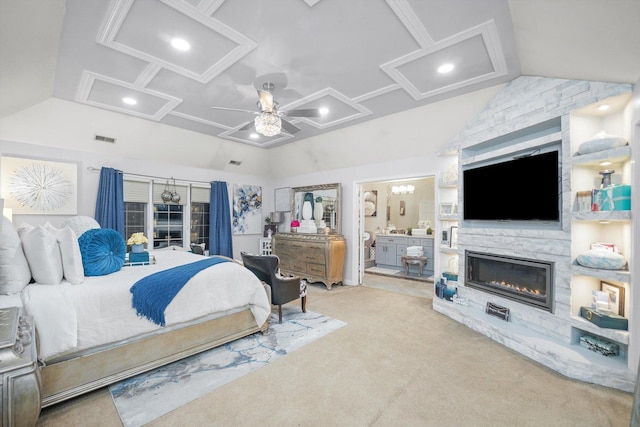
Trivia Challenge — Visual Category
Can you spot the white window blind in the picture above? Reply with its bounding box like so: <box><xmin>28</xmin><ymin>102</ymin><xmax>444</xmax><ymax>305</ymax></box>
<box><xmin>191</xmin><ymin>186</ymin><xmax>210</xmax><ymax>203</ymax></box>
<box><xmin>123</xmin><ymin>180</ymin><xmax>150</xmax><ymax>203</ymax></box>
<box><xmin>152</xmin><ymin>181</ymin><xmax>188</xmax><ymax>204</ymax></box>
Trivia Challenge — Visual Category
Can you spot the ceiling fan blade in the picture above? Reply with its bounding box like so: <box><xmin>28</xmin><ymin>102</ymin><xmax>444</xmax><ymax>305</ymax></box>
<box><xmin>257</xmin><ymin>89</ymin><xmax>274</xmax><ymax>112</ymax></box>
<box><xmin>238</xmin><ymin>120</ymin><xmax>255</xmax><ymax>131</ymax></box>
<box><xmin>280</xmin><ymin>119</ymin><xmax>300</xmax><ymax>134</ymax></box>
<box><xmin>282</xmin><ymin>109</ymin><xmax>322</xmax><ymax>118</ymax></box>
<box><xmin>210</xmin><ymin>106</ymin><xmax>258</xmax><ymax>115</ymax></box>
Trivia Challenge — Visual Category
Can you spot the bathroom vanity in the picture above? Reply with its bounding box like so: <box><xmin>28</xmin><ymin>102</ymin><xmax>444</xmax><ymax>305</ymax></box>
<box><xmin>375</xmin><ymin>234</ymin><xmax>434</xmax><ymax>276</ymax></box>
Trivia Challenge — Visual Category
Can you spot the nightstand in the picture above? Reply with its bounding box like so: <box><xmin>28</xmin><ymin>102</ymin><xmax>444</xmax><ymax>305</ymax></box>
<box><xmin>1</xmin><ymin>307</ymin><xmax>41</xmax><ymax>426</ymax></box>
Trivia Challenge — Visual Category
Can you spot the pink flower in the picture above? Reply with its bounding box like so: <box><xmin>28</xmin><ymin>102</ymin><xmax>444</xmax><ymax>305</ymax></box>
<box><xmin>291</xmin><ymin>220</ymin><xmax>300</xmax><ymax>227</ymax></box>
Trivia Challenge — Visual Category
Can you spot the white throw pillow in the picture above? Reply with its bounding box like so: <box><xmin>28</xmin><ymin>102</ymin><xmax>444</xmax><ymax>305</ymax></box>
<box><xmin>43</xmin><ymin>223</ymin><xmax>85</xmax><ymax>285</ymax></box>
<box><xmin>0</xmin><ymin>217</ymin><xmax>32</xmax><ymax>294</ymax></box>
<box><xmin>62</xmin><ymin>216</ymin><xmax>100</xmax><ymax>238</ymax></box>
<box><xmin>20</xmin><ymin>225</ymin><xmax>64</xmax><ymax>285</ymax></box>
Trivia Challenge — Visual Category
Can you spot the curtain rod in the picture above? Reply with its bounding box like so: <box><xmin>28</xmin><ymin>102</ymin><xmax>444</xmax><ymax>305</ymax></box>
<box><xmin>86</xmin><ymin>166</ymin><xmax>213</xmax><ymax>185</ymax></box>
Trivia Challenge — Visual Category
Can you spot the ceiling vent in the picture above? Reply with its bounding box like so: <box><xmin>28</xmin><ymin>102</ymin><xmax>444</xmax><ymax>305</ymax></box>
<box><xmin>229</xmin><ymin>160</ymin><xmax>242</xmax><ymax>166</ymax></box>
<box><xmin>95</xmin><ymin>134</ymin><xmax>116</xmax><ymax>143</ymax></box>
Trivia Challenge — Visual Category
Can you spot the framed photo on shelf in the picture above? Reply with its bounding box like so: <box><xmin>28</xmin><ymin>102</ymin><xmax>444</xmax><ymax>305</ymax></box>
<box><xmin>440</xmin><ymin>202</ymin><xmax>454</xmax><ymax>215</ymax></box>
<box><xmin>440</xmin><ymin>228</ymin><xmax>450</xmax><ymax>246</ymax></box>
<box><xmin>600</xmin><ymin>281</ymin><xmax>625</xmax><ymax>316</ymax></box>
<box><xmin>449</xmin><ymin>226</ymin><xmax>458</xmax><ymax>248</ymax></box>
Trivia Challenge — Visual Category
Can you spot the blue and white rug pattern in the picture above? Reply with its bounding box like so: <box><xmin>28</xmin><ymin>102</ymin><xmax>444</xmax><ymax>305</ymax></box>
<box><xmin>110</xmin><ymin>309</ymin><xmax>346</xmax><ymax>427</ymax></box>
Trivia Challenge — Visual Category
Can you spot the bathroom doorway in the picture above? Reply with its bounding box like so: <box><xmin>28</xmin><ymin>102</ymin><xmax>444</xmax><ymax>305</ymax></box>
<box><xmin>356</xmin><ymin>176</ymin><xmax>436</xmax><ymax>286</ymax></box>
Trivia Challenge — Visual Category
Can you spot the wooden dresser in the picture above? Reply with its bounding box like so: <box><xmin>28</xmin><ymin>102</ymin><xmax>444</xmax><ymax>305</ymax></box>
<box><xmin>272</xmin><ymin>232</ymin><xmax>346</xmax><ymax>289</ymax></box>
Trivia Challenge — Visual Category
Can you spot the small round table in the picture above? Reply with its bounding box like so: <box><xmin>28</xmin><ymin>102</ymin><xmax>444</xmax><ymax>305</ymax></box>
<box><xmin>401</xmin><ymin>255</ymin><xmax>428</xmax><ymax>276</ymax></box>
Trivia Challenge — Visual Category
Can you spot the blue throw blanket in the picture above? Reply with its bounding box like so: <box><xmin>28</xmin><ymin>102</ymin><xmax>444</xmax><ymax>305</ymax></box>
<box><xmin>130</xmin><ymin>257</ymin><xmax>231</xmax><ymax>326</ymax></box>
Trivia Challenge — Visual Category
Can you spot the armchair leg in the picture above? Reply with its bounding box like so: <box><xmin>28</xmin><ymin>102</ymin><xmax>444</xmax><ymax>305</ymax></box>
<box><xmin>278</xmin><ymin>305</ymin><xmax>283</xmax><ymax>324</ymax></box>
<box><xmin>301</xmin><ymin>296</ymin><xmax>306</xmax><ymax>313</ymax></box>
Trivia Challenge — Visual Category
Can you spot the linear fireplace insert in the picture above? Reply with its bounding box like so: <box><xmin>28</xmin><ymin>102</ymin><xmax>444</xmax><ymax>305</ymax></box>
<box><xmin>465</xmin><ymin>251</ymin><xmax>553</xmax><ymax>312</ymax></box>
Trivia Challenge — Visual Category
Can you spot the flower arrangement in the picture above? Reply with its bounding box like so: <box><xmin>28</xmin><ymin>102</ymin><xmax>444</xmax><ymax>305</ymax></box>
<box><xmin>127</xmin><ymin>232</ymin><xmax>148</xmax><ymax>246</ymax></box>
<box><xmin>290</xmin><ymin>220</ymin><xmax>300</xmax><ymax>228</ymax></box>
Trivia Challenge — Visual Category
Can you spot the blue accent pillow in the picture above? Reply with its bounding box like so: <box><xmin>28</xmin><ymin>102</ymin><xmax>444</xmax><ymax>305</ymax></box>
<box><xmin>78</xmin><ymin>228</ymin><xmax>126</xmax><ymax>276</ymax></box>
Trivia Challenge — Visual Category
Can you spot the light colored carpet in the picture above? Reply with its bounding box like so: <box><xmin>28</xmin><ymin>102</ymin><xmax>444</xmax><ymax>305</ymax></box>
<box><xmin>37</xmin><ymin>279</ymin><xmax>633</xmax><ymax>426</ymax></box>
<box><xmin>110</xmin><ymin>309</ymin><xmax>345</xmax><ymax>426</ymax></box>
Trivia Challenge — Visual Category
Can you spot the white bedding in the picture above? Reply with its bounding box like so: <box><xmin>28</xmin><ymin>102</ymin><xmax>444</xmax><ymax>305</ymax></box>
<box><xmin>19</xmin><ymin>251</ymin><xmax>270</xmax><ymax>361</ymax></box>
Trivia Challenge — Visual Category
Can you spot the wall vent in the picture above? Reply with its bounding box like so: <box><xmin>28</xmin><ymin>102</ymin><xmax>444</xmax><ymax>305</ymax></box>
<box><xmin>95</xmin><ymin>135</ymin><xmax>116</xmax><ymax>143</ymax></box>
<box><xmin>229</xmin><ymin>160</ymin><xmax>242</xmax><ymax>166</ymax></box>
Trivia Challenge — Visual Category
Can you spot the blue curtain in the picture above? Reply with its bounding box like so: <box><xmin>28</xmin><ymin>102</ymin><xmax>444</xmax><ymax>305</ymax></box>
<box><xmin>95</xmin><ymin>167</ymin><xmax>125</xmax><ymax>238</ymax></box>
<box><xmin>209</xmin><ymin>181</ymin><xmax>233</xmax><ymax>257</ymax></box>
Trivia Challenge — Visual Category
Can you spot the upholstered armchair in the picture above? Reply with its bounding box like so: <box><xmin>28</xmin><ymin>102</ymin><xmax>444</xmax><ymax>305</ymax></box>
<box><xmin>240</xmin><ymin>252</ymin><xmax>306</xmax><ymax>323</ymax></box>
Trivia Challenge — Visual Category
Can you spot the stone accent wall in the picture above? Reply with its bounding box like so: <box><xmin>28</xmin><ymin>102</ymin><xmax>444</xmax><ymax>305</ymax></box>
<box><xmin>434</xmin><ymin>76</ymin><xmax>634</xmax><ymax>391</ymax></box>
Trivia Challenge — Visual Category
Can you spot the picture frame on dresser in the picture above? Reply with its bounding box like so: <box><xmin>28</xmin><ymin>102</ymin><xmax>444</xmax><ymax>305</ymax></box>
<box><xmin>601</xmin><ymin>281</ymin><xmax>625</xmax><ymax>316</ymax></box>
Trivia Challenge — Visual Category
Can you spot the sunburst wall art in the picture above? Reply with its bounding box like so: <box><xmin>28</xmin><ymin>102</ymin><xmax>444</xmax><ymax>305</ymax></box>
<box><xmin>1</xmin><ymin>156</ymin><xmax>78</xmax><ymax>215</ymax></box>
<box><xmin>232</xmin><ymin>184</ymin><xmax>262</xmax><ymax>235</ymax></box>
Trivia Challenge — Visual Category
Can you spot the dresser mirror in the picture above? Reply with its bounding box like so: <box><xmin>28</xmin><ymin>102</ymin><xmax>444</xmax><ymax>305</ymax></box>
<box><xmin>291</xmin><ymin>183</ymin><xmax>341</xmax><ymax>234</ymax></box>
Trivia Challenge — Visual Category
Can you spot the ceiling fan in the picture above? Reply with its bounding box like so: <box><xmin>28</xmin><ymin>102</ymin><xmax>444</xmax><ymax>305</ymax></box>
<box><xmin>211</xmin><ymin>83</ymin><xmax>323</xmax><ymax>137</ymax></box>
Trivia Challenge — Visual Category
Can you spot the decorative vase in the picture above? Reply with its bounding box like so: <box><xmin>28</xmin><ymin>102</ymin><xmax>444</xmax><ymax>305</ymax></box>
<box><xmin>131</xmin><ymin>244</ymin><xmax>144</xmax><ymax>253</ymax></box>
<box><xmin>302</xmin><ymin>201</ymin><xmax>312</xmax><ymax>220</ymax></box>
<box><xmin>314</xmin><ymin>198</ymin><xmax>323</xmax><ymax>221</ymax></box>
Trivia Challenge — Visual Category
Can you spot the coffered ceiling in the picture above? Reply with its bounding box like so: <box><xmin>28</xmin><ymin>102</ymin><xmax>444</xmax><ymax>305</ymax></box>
<box><xmin>2</xmin><ymin>0</ymin><xmax>639</xmax><ymax>154</ymax></box>
<box><xmin>49</xmin><ymin>0</ymin><xmax>521</xmax><ymax>148</ymax></box>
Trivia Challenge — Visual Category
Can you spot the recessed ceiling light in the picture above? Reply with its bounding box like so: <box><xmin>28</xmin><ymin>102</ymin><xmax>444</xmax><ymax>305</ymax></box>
<box><xmin>437</xmin><ymin>63</ymin><xmax>454</xmax><ymax>74</ymax></box>
<box><xmin>250</xmin><ymin>133</ymin><xmax>259</xmax><ymax>139</ymax></box>
<box><xmin>319</xmin><ymin>107</ymin><xmax>329</xmax><ymax>115</ymax></box>
<box><xmin>171</xmin><ymin>38</ymin><xmax>191</xmax><ymax>51</ymax></box>
<box><xmin>122</xmin><ymin>97</ymin><xmax>137</xmax><ymax>105</ymax></box>
<box><xmin>597</xmin><ymin>104</ymin><xmax>610</xmax><ymax>111</ymax></box>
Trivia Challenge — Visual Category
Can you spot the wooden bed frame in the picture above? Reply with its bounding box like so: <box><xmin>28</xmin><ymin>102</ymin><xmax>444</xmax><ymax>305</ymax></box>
<box><xmin>41</xmin><ymin>304</ymin><xmax>269</xmax><ymax>407</ymax></box>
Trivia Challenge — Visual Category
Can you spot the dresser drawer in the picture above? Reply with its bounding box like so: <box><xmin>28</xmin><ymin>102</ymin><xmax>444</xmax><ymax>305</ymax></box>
<box><xmin>307</xmin><ymin>263</ymin><xmax>326</xmax><ymax>276</ymax></box>
<box><xmin>300</xmin><ymin>251</ymin><xmax>325</xmax><ymax>263</ymax></box>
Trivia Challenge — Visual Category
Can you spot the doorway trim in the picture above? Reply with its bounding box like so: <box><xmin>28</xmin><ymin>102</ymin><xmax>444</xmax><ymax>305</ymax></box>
<box><xmin>353</xmin><ymin>171</ymin><xmax>437</xmax><ymax>285</ymax></box>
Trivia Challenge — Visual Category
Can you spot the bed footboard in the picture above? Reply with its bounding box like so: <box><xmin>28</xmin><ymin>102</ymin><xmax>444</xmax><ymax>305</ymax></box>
<box><xmin>41</xmin><ymin>309</ymin><xmax>267</xmax><ymax>407</ymax></box>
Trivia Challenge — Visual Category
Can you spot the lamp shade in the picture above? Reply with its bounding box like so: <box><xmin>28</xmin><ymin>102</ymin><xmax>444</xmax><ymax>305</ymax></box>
<box><xmin>270</xmin><ymin>211</ymin><xmax>283</xmax><ymax>223</ymax></box>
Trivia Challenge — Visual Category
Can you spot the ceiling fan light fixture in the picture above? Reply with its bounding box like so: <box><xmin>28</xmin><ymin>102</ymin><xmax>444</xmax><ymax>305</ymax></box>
<box><xmin>255</xmin><ymin>113</ymin><xmax>281</xmax><ymax>137</ymax></box>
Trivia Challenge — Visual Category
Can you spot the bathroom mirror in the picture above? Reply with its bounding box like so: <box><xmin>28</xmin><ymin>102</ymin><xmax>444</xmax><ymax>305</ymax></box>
<box><xmin>291</xmin><ymin>183</ymin><xmax>341</xmax><ymax>234</ymax></box>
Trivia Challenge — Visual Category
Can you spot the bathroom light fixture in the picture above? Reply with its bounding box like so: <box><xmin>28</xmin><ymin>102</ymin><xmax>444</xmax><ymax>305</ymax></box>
<box><xmin>600</xmin><ymin>161</ymin><xmax>612</xmax><ymax>166</ymax></box>
<box><xmin>254</xmin><ymin>113</ymin><xmax>281</xmax><ymax>136</ymax></box>
<box><xmin>392</xmin><ymin>185</ymin><xmax>415</xmax><ymax>194</ymax></box>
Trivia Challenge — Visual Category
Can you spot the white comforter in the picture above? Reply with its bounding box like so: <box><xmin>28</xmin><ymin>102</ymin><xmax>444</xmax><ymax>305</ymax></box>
<box><xmin>20</xmin><ymin>251</ymin><xmax>270</xmax><ymax>361</ymax></box>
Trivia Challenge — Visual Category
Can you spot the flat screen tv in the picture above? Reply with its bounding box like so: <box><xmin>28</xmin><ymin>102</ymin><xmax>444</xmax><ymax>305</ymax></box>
<box><xmin>463</xmin><ymin>150</ymin><xmax>560</xmax><ymax>222</ymax></box>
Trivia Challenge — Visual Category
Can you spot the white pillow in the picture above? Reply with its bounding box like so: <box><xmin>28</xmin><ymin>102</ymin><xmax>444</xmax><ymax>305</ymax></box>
<box><xmin>62</xmin><ymin>216</ymin><xmax>100</xmax><ymax>238</ymax></box>
<box><xmin>0</xmin><ymin>217</ymin><xmax>32</xmax><ymax>294</ymax></box>
<box><xmin>20</xmin><ymin>225</ymin><xmax>64</xmax><ymax>285</ymax></box>
<box><xmin>43</xmin><ymin>223</ymin><xmax>85</xmax><ymax>285</ymax></box>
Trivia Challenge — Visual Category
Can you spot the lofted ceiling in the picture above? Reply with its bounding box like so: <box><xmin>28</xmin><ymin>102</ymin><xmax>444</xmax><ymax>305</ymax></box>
<box><xmin>1</xmin><ymin>0</ymin><xmax>639</xmax><ymax>153</ymax></box>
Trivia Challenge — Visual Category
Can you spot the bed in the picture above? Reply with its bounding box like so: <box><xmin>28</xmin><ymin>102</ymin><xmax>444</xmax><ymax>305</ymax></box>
<box><xmin>0</xmin><ymin>216</ymin><xmax>270</xmax><ymax>410</ymax></box>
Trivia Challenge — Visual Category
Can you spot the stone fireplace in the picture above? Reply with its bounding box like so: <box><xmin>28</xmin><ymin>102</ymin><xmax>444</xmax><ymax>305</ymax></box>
<box><xmin>465</xmin><ymin>251</ymin><xmax>553</xmax><ymax>312</ymax></box>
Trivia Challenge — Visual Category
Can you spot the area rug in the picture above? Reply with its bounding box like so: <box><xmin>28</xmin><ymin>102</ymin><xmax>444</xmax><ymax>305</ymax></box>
<box><xmin>109</xmin><ymin>309</ymin><xmax>346</xmax><ymax>427</ymax></box>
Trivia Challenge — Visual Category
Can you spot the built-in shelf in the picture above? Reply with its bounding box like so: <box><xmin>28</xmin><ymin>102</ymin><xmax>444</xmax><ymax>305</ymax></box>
<box><xmin>571</xmin><ymin>262</ymin><xmax>631</xmax><ymax>283</ymax></box>
<box><xmin>438</xmin><ymin>181</ymin><xmax>457</xmax><ymax>188</ymax></box>
<box><xmin>570</xmin><ymin>145</ymin><xmax>631</xmax><ymax>167</ymax></box>
<box><xmin>570</xmin><ymin>315</ymin><xmax>629</xmax><ymax>345</ymax></box>
<box><xmin>440</xmin><ymin>246</ymin><xmax>458</xmax><ymax>254</ymax></box>
<box><xmin>439</xmin><ymin>214</ymin><xmax>458</xmax><ymax>221</ymax></box>
<box><xmin>572</xmin><ymin>210</ymin><xmax>631</xmax><ymax>221</ymax></box>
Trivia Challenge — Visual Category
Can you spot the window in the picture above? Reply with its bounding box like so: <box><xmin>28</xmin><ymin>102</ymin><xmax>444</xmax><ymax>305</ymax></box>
<box><xmin>123</xmin><ymin>178</ymin><xmax>210</xmax><ymax>251</ymax></box>
<box><xmin>191</xmin><ymin>186</ymin><xmax>210</xmax><ymax>251</ymax></box>
<box><xmin>153</xmin><ymin>204</ymin><xmax>183</xmax><ymax>249</ymax></box>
